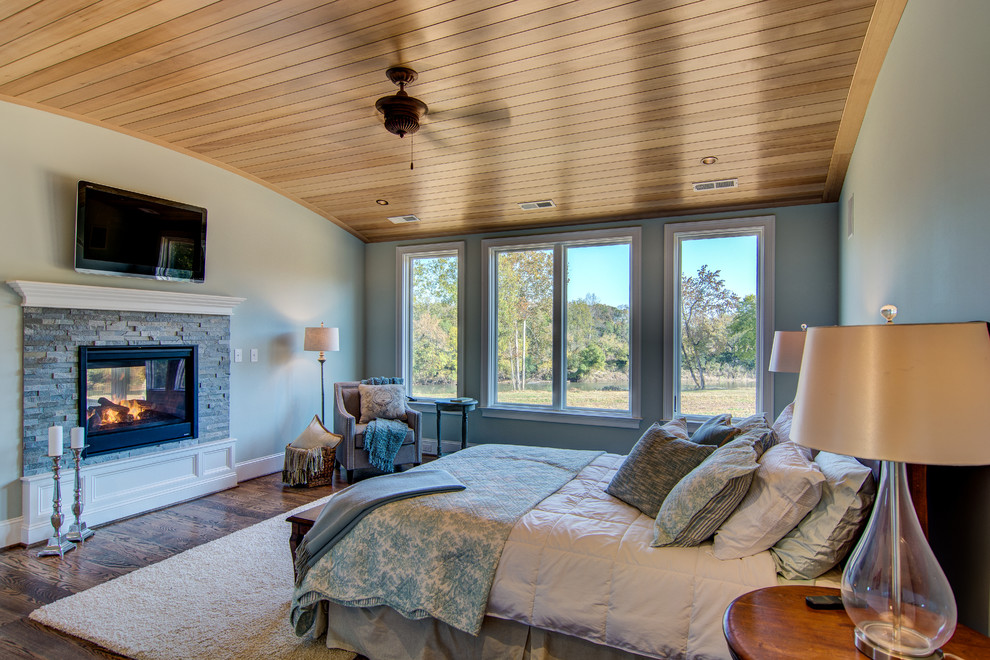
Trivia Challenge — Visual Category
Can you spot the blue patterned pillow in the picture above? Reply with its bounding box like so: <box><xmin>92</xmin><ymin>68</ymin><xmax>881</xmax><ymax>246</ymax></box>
<box><xmin>606</xmin><ymin>419</ymin><xmax>714</xmax><ymax>518</ymax></box>
<box><xmin>651</xmin><ymin>437</ymin><xmax>761</xmax><ymax>547</ymax></box>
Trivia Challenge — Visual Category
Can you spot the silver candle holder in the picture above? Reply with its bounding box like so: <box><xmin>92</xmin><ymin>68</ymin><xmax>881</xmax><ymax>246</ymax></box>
<box><xmin>38</xmin><ymin>454</ymin><xmax>75</xmax><ymax>557</ymax></box>
<box><xmin>66</xmin><ymin>445</ymin><xmax>94</xmax><ymax>542</ymax></box>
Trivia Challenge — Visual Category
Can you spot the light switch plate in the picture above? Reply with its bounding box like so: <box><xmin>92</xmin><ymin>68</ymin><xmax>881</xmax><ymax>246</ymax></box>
<box><xmin>250</xmin><ymin>348</ymin><xmax>258</xmax><ymax>362</ymax></box>
<box><xmin>234</xmin><ymin>349</ymin><xmax>242</xmax><ymax>363</ymax></box>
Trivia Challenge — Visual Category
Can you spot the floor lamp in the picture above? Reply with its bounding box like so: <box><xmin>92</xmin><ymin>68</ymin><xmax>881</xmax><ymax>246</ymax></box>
<box><xmin>304</xmin><ymin>323</ymin><xmax>339</xmax><ymax>425</ymax></box>
<box><xmin>791</xmin><ymin>311</ymin><xmax>990</xmax><ymax>659</ymax></box>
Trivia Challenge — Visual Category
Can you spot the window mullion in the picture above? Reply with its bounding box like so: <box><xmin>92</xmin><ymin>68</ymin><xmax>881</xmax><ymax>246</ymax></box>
<box><xmin>551</xmin><ymin>243</ymin><xmax>564</xmax><ymax>410</ymax></box>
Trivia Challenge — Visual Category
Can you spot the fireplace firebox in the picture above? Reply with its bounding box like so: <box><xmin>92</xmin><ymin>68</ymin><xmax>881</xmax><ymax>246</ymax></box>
<box><xmin>79</xmin><ymin>345</ymin><xmax>198</xmax><ymax>457</ymax></box>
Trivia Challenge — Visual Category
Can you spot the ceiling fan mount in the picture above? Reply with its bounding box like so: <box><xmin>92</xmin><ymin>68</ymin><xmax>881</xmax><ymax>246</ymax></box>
<box><xmin>375</xmin><ymin>66</ymin><xmax>428</xmax><ymax>138</ymax></box>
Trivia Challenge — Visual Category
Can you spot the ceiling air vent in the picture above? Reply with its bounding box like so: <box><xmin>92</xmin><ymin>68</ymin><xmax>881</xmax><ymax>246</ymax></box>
<box><xmin>518</xmin><ymin>199</ymin><xmax>556</xmax><ymax>210</ymax></box>
<box><xmin>692</xmin><ymin>178</ymin><xmax>738</xmax><ymax>192</ymax></box>
<box><xmin>387</xmin><ymin>214</ymin><xmax>420</xmax><ymax>224</ymax></box>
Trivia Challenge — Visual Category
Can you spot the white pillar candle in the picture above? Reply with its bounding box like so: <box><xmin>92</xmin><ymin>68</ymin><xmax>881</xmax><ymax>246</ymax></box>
<box><xmin>48</xmin><ymin>426</ymin><xmax>63</xmax><ymax>457</ymax></box>
<box><xmin>70</xmin><ymin>426</ymin><xmax>85</xmax><ymax>450</ymax></box>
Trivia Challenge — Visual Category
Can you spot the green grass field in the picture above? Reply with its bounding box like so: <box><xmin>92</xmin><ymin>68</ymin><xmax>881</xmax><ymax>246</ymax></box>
<box><xmin>423</xmin><ymin>383</ymin><xmax>755</xmax><ymax>417</ymax></box>
<box><xmin>679</xmin><ymin>387</ymin><xmax>756</xmax><ymax>418</ymax></box>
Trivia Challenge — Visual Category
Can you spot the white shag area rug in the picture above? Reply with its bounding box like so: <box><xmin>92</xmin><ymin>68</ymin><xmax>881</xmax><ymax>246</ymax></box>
<box><xmin>30</xmin><ymin>495</ymin><xmax>354</xmax><ymax>660</ymax></box>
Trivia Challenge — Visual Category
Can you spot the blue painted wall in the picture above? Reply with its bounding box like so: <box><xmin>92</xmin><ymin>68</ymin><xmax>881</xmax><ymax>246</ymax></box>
<box><xmin>838</xmin><ymin>0</ymin><xmax>990</xmax><ymax>635</ymax></box>
<box><xmin>365</xmin><ymin>203</ymin><xmax>838</xmax><ymax>454</ymax></box>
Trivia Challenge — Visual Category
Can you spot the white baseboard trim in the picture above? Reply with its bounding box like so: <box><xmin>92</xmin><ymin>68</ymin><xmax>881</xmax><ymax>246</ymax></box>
<box><xmin>21</xmin><ymin>439</ymin><xmax>237</xmax><ymax>546</ymax></box>
<box><xmin>1</xmin><ymin>515</ymin><xmax>23</xmax><ymax>549</ymax></box>
<box><xmin>235</xmin><ymin>453</ymin><xmax>283</xmax><ymax>482</ymax></box>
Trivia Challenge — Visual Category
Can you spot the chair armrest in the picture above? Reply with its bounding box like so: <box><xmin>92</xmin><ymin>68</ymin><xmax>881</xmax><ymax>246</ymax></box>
<box><xmin>405</xmin><ymin>407</ymin><xmax>421</xmax><ymax>434</ymax></box>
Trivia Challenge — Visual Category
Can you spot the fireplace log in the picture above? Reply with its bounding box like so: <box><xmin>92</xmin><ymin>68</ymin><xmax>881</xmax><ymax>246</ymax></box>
<box><xmin>97</xmin><ymin>397</ymin><xmax>130</xmax><ymax>414</ymax></box>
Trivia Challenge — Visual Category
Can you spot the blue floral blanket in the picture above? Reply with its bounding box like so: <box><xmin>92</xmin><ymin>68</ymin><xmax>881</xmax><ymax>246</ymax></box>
<box><xmin>291</xmin><ymin>444</ymin><xmax>603</xmax><ymax>636</ymax></box>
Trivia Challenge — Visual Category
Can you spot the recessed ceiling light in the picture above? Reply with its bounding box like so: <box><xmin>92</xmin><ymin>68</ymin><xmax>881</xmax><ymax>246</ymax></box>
<box><xmin>376</xmin><ymin>199</ymin><xmax>389</xmax><ymax>205</ymax></box>
<box><xmin>701</xmin><ymin>156</ymin><xmax>718</xmax><ymax>165</ymax></box>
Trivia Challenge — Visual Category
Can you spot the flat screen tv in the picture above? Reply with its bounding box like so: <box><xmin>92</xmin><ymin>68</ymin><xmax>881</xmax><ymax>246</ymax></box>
<box><xmin>75</xmin><ymin>181</ymin><xmax>207</xmax><ymax>283</ymax></box>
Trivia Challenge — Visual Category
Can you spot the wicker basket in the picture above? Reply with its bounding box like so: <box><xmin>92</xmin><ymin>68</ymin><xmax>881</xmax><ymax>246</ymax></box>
<box><xmin>282</xmin><ymin>443</ymin><xmax>337</xmax><ymax>487</ymax></box>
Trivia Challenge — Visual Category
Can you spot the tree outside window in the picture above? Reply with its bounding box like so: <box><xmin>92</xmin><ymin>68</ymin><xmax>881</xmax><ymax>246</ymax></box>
<box><xmin>486</xmin><ymin>229</ymin><xmax>638</xmax><ymax>418</ymax></box>
<box><xmin>664</xmin><ymin>217</ymin><xmax>774</xmax><ymax>420</ymax></box>
<box><xmin>397</xmin><ymin>243</ymin><xmax>463</xmax><ymax>399</ymax></box>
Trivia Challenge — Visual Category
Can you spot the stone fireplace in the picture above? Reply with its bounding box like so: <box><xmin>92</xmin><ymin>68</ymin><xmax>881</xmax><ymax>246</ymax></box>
<box><xmin>10</xmin><ymin>281</ymin><xmax>244</xmax><ymax>544</ymax></box>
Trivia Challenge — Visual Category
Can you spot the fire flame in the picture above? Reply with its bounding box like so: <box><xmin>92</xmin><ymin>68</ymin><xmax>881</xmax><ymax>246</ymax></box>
<box><xmin>96</xmin><ymin>399</ymin><xmax>150</xmax><ymax>426</ymax></box>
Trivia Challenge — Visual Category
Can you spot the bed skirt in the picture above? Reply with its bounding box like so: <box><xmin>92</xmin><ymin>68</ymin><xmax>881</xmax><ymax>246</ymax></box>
<box><xmin>320</xmin><ymin>602</ymin><xmax>653</xmax><ymax>660</ymax></box>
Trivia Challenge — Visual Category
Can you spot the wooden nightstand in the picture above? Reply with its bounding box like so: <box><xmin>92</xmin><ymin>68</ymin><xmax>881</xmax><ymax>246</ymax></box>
<box><xmin>723</xmin><ymin>586</ymin><xmax>990</xmax><ymax>660</ymax></box>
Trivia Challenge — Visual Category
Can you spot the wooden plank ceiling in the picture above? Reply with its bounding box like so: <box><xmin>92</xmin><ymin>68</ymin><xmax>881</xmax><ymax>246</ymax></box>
<box><xmin>0</xmin><ymin>0</ymin><xmax>903</xmax><ymax>242</ymax></box>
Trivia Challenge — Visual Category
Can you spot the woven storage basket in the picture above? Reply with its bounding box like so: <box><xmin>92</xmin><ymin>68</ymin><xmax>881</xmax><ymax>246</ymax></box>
<box><xmin>282</xmin><ymin>443</ymin><xmax>337</xmax><ymax>487</ymax></box>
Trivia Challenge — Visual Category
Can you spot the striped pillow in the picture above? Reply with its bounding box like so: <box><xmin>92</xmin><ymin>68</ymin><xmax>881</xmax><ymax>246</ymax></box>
<box><xmin>651</xmin><ymin>437</ymin><xmax>761</xmax><ymax>547</ymax></box>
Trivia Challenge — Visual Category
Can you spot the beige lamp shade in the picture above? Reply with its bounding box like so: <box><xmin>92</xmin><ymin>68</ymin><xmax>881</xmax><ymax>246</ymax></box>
<box><xmin>304</xmin><ymin>325</ymin><xmax>339</xmax><ymax>352</ymax></box>
<box><xmin>768</xmin><ymin>330</ymin><xmax>806</xmax><ymax>373</ymax></box>
<box><xmin>792</xmin><ymin>321</ymin><xmax>990</xmax><ymax>465</ymax></box>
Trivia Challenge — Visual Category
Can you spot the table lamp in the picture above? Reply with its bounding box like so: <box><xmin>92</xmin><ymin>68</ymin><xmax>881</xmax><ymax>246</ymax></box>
<box><xmin>303</xmin><ymin>322</ymin><xmax>339</xmax><ymax>424</ymax></box>
<box><xmin>768</xmin><ymin>324</ymin><xmax>807</xmax><ymax>373</ymax></box>
<box><xmin>791</xmin><ymin>308</ymin><xmax>990</xmax><ymax>659</ymax></box>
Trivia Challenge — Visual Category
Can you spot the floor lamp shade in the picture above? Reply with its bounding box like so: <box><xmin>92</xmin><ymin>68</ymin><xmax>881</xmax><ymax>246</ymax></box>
<box><xmin>304</xmin><ymin>326</ymin><xmax>339</xmax><ymax>353</ymax></box>
<box><xmin>791</xmin><ymin>321</ymin><xmax>990</xmax><ymax>659</ymax></box>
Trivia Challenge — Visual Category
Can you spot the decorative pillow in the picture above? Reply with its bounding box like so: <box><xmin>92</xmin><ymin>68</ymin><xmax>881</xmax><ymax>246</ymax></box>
<box><xmin>771</xmin><ymin>402</ymin><xmax>795</xmax><ymax>443</ymax></box>
<box><xmin>733</xmin><ymin>411</ymin><xmax>771</xmax><ymax>432</ymax></box>
<box><xmin>606</xmin><ymin>419</ymin><xmax>713</xmax><ymax>518</ymax></box>
<box><xmin>358</xmin><ymin>383</ymin><xmax>408</xmax><ymax>423</ymax></box>
<box><xmin>734</xmin><ymin>425</ymin><xmax>779</xmax><ymax>457</ymax></box>
<box><xmin>651</xmin><ymin>437</ymin><xmax>761</xmax><ymax>547</ymax></box>
<box><xmin>771</xmin><ymin>451</ymin><xmax>877</xmax><ymax>579</ymax></box>
<box><xmin>712</xmin><ymin>441</ymin><xmax>825</xmax><ymax>560</ymax></box>
<box><xmin>772</xmin><ymin>402</ymin><xmax>813</xmax><ymax>461</ymax></box>
<box><xmin>690</xmin><ymin>413</ymin><xmax>741</xmax><ymax>446</ymax></box>
<box><xmin>289</xmin><ymin>415</ymin><xmax>342</xmax><ymax>450</ymax></box>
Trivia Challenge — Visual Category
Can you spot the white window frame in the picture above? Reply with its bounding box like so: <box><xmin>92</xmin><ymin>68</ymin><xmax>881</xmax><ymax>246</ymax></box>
<box><xmin>395</xmin><ymin>242</ymin><xmax>465</xmax><ymax>400</ymax></box>
<box><xmin>662</xmin><ymin>216</ymin><xmax>775</xmax><ymax>422</ymax></box>
<box><xmin>481</xmin><ymin>227</ymin><xmax>641</xmax><ymax>428</ymax></box>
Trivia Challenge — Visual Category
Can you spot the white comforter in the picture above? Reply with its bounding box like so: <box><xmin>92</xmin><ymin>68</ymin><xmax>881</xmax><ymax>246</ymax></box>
<box><xmin>487</xmin><ymin>453</ymin><xmax>779</xmax><ymax>659</ymax></box>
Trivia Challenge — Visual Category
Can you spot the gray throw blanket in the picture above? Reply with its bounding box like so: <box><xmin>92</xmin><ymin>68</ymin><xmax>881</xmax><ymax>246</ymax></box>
<box><xmin>293</xmin><ymin>469</ymin><xmax>465</xmax><ymax>585</ymax></box>
<box><xmin>292</xmin><ymin>444</ymin><xmax>603</xmax><ymax>637</ymax></box>
<box><xmin>364</xmin><ymin>418</ymin><xmax>408</xmax><ymax>472</ymax></box>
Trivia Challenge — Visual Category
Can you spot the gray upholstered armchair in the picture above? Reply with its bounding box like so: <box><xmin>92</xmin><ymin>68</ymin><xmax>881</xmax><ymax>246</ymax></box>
<box><xmin>333</xmin><ymin>381</ymin><xmax>422</xmax><ymax>482</ymax></box>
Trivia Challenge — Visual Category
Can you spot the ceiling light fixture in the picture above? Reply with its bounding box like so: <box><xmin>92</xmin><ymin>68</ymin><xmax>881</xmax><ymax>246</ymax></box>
<box><xmin>375</xmin><ymin>67</ymin><xmax>428</xmax><ymax>139</ymax></box>
<box><xmin>701</xmin><ymin>156</ymin><xmax>719</xmax><ymax>165</ymax></box>
<box><xmin>376</xmin><ymin>199</ymin><xmax>389</xmax><ymax>206</ymax></box>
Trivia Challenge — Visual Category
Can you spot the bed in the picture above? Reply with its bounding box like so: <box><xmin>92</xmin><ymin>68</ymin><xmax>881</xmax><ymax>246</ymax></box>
<box><xmin>290</xmin><ymin>435</ymin><xmax>860</xmax><ymax>660</ymax></box>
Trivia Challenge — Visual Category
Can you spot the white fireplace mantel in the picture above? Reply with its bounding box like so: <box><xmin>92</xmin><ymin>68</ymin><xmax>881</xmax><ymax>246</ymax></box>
<box><xmin>7</xmin><ymin>280</ymin><xmax>245</xmax><ymax>315</ymax></box>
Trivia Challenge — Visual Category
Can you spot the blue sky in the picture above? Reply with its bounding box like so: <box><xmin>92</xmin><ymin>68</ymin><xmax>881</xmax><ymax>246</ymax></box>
<box><xmin>681</xmin><ymin>235</ymin><xmax>757</xmax><ymax>298</ymax></box>
<box><xmin>567</xmin><ymin>244</ymin><xmax>630</xmax><ymax>306</ymax></box>
<box><xmin>565</xmin><ymin>236</ymin><xmax>756</xmax><ymax>307</ymax></box>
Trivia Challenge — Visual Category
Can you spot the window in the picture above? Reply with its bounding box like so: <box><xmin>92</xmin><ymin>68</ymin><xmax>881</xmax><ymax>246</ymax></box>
<box><xmin>396</xmin><ymin>243</ymin><xmax>464</xmax><ymax>399</ymax></box>
<box><xmin>663</xmin><ymin>217</ymin><xmax>774</xmax><ymax>420</ymax></box>
<box><xmin>482</xmin><ymin>228</ymin><xmax>640</xmax><ymax>425</ymax></box>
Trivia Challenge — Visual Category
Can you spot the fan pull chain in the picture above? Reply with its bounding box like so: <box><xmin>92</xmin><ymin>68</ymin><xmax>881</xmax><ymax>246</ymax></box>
<box><xmin>410</xmin><ymin>133</ymin><xmax>414</xmax><ymax>170</ymax></box>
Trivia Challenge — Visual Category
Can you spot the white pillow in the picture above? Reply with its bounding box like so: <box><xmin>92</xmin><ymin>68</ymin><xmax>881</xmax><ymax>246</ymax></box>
<box><xmin>712</xmin><ymin>441</ymin><xmax>825</xmax><ymax>560</ymax></box>
<box><xmin>289</xmin><ymin>415</ymin><xmax>341</xmax><ymax>450</ymax></box>
<box><xmin>770</xmin><ymin>451</ymin><xmax>876</xmax><ymax>579</ymax></box>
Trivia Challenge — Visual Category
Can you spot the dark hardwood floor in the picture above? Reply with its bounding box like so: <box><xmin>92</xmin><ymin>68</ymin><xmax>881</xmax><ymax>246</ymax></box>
<box><xmin>0</xmin><ymin>471</ymin><xmax>351</xmax><ymax>659</ymax></box>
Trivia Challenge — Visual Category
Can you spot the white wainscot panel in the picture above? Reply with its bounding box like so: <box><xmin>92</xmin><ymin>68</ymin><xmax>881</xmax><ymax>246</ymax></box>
<box><xmin>22</xmin><ymin>439</ymin><xmax>236</xmax><ymax>545</ymax></box>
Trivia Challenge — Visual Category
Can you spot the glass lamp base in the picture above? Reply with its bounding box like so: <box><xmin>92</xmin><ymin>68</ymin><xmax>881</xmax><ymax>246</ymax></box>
<box><xmin>855</xmin><ymin>627</ymin><xmax>944</xmax><ymax>660</ymax></box>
